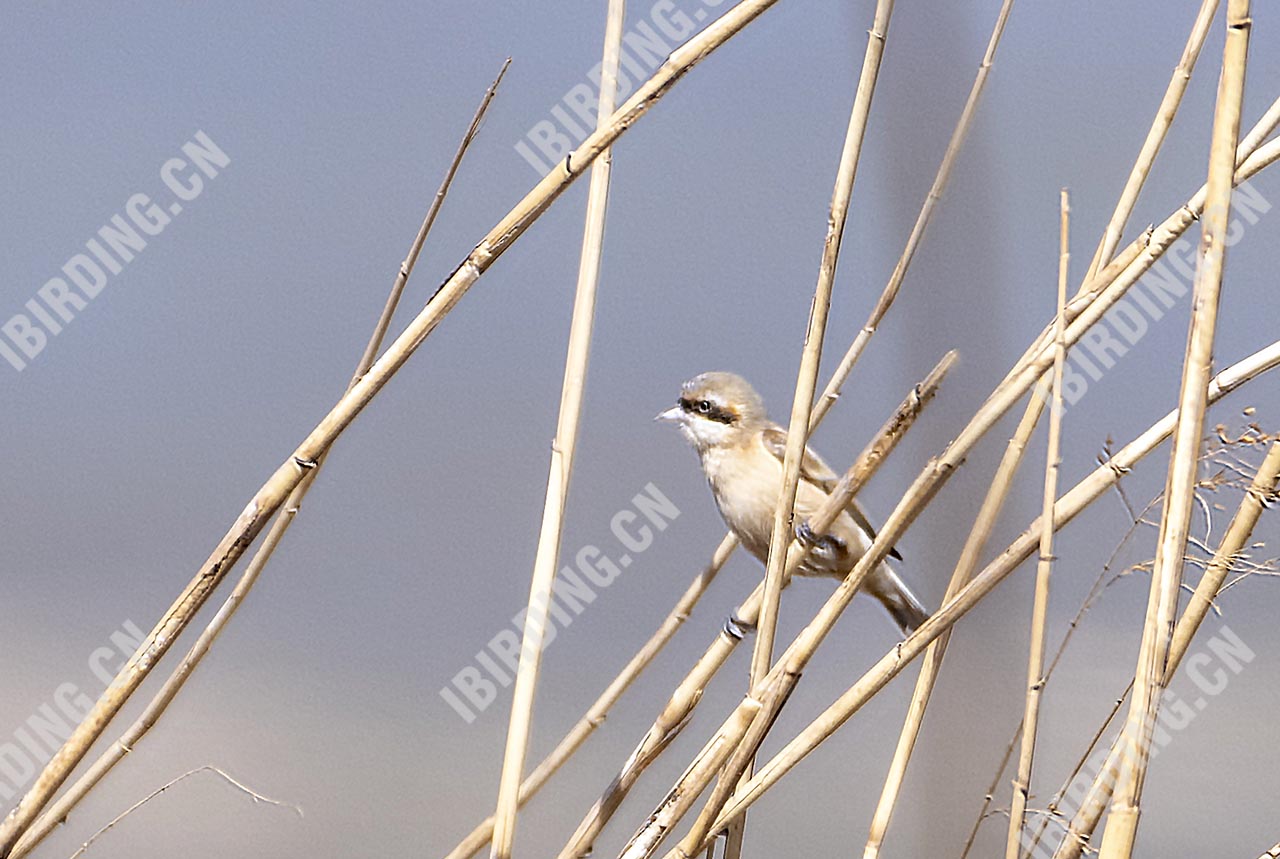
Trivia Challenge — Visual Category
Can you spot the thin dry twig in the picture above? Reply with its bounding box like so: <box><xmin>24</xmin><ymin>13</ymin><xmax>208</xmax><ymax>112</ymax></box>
<box><xmin>1054</xmin><ymin>442</ymin><xmax>1280</xmax><ymax>859</ymax></box>
<box><xmin>1005</xmin><ymin>188</ymin><xmax>1070</xmax><ymax>857</ymax></box>
<box><xmin>66</xmin><ymin>766</ymin><xmax>301</xmax><ymax>859</ymax></box>
<box><xmin>489</xmin><ymin>6</ymin><xmax>624</xmax><ymax>857</ymax></box>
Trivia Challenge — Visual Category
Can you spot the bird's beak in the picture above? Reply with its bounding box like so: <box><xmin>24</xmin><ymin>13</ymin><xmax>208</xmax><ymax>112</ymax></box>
<box><xmin>654</xmin><ymin>406</ymin><xmax>684</xmax><ymax>424</ymax></box>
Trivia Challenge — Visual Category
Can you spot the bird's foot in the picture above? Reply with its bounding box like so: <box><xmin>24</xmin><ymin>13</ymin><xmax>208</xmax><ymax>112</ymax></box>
<box><xmin>797</xmin><ymin>520</ymin><xmax>845</xmax><ymax>555</ymax></box>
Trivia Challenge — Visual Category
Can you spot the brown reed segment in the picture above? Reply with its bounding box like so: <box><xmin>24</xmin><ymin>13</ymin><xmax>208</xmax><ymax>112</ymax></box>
<box><xmin>0</xmin><ymin>3</ymin><xmax>788</xmax><ymax>855</ymax></box>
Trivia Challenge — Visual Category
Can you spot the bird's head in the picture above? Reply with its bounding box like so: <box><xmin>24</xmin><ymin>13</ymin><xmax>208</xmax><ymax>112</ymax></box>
<box><xmin>655</xmin><ymin>371</ymin><xmax>767</xmax><ymax>453</ymax></box>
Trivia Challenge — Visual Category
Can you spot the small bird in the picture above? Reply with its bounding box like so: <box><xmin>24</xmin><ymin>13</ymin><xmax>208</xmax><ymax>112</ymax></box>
<box><xmin>656</xmin><ymin>371</ymin><xmax>929</xmax><ymax>634</ymax></box>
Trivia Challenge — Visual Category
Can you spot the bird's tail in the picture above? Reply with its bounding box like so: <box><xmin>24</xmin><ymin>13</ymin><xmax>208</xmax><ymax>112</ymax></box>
<box><xmin>868</xmin><ymin>565</ymin><xmax>929</xmax><ymax>636</ymax></box>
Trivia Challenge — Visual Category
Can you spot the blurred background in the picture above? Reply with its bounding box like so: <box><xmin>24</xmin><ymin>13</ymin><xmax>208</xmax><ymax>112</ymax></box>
<box><xmin>2</xmin><ymin>2</ymin><xmax>1278</xmax><ymax>856</ymax></box>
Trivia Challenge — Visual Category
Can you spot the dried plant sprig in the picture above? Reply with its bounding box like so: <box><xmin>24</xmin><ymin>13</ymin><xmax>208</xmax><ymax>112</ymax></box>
<box><xmin>1053</xmin><ymin>441</ymin><xmax>1280</xmax><ymax>859</ymax></box>
<box><xmin>1096</xmin><ymin>4</ymin><xmax>1251</xmax><ymax>855</ymax></box>
<box><xmin>9</xmin><ymin>59</ymin><xmax>511</xmax><ymax>859</ymax></box>
<box><xmin>1084</xmin><ymin>0</ymin><xmax>1219</xmax><ymax>279</ymax></box>
<box><xmin>556</xmin><ymin>353</ymin><xmax>955</xmax><ymax>859</ymax></box>
<box><xmin>489</xmin><ymin>5</ymin><xmax>624</xmax><ymax>857</ymax></box>
<box><xmin>1005</xmin><ymin>189</ymin><xmax>1070</xmax><ymax>857</ymax></box>
<box><xmin>695</xmin><ymin>341</ymin><xmax>1280</xmax><ymax>846</ymax></box>
<box><xmin>66</xmin><ymin>766</ymin><xmax>300</xmax><ymax>859</ymax></box>
<box><xmin>0</xmin><ymin>3</ymin><xmax>786</xmax><ymax>853</ymax></box>
<box><xmin>743</xmin><ymin>4</ymin><xmax>894</xmax><ymax>854</ymax></box>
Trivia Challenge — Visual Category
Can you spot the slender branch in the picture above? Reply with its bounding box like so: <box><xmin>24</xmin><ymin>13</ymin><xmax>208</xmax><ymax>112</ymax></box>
<box><xmin>1084</xmin><ymin>0</ymin><xmax>1219</xmax><ymax>280</ymax></box>
<box><xmin>10</xmin><ymin>58</ymin><xmax>510</xmax><ymax>859</ymax></box>
<box><xmin>0</xmin><ymin>2</ymin><xmax>785</xmax><ymax>853</ymax></box>
<box><xmin>1097</xmin><ymin>4</ymin><xmax>1251</xmax><ymax>855</ymax></box>
<box><xmin>1005</xmin><ymin>189</ymin><xmax>1069</xmax><ymax>857</ymax></box>
<box><xmin>66</xmin><ymin>766</ymin><xmax>300</xmax><ymax>859</ymax></box>
<box><xmin>489</xmin><ymin>6</ymin><xmax>624</xmax><ymax>858</ymax></box>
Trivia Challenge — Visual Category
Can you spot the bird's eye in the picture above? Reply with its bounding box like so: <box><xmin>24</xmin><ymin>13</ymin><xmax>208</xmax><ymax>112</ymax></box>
<box><xmin>697</xmin><ymin>400</ymin><xmax>711</xmax><ymax>414</ymax></box>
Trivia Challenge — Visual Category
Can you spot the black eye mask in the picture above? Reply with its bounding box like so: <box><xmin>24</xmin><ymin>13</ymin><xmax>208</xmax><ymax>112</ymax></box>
<box><xmin>679</xmin><ymin>396</ymin><xmax>735</xmax><ymax>425</ymax></box>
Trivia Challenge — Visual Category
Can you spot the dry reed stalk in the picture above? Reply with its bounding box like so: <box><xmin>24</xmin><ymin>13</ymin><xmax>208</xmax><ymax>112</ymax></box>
<box><xmin>0</xmin><ymin>3</ymin><xmax>786</xmax><ymax>853</ymax></box>
<box><xmin>616</xmin><ymin>700</ymin><xmax>762</xmax><ymax>859</ymax></box>
<box><xmin>1096</xmin><ymin>4</ymin><xmax>1251</xmax><ymax>855</ymax></box>
<box><xmin>557</xmin><ymin>354</ymin><xmax>955</xmax><ymax>859</ymax></box>
<box><xmin>814</xmin><ymin>0</ymin><xmax>1014</xmax><ymax>421</ymax></box>
<box><xmin>6</xmin><ymin>61</ymin><xmax>511</xmax><ymax>859</ymax></box>
<box><xmin>694</xmin><ymin>341</ymin><xmax>1280</xmax><ymax>846</ymax></box>
<box><xmin>740</xmin><ymin>4</ymin><xmax>894</xmax><ymax>855</ymax></box>
<box><xmin>1004</xmin><ymin>189</ymin><xmax>1070</xmax><ymax>857</ymax></box>
<box><xmin>1052</xmin><ymin>442</ymin><xmax>1280</xmax><ymax>859</ymax></box>
<box><xmin>489</xmin><ymin>5</ymin><xmax>625</xmax><ymax>857</ymax></box>
<box><xmin>753</xmin><ymin>0</ymin><xmax>893</xmax><ymax>727</ymax></box>
<box><xmin>1084</xmin><ymin>0</ymin><xmax>1219</xmax><ymax>280</ymax></box>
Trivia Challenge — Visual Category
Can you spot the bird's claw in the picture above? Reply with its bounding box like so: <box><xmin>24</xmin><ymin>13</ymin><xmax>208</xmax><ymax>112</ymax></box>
<box><xmin>796</xmin><ymin>520</ymin><xmax>819</xmax><ymax>547</ymax></box>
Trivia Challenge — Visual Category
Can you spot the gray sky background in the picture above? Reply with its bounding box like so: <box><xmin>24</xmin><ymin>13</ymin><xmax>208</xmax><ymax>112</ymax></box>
<box><xmin>3</xmin><ymin>2</ymin><xmax>1279</xmax><ymax>857</ymax></box>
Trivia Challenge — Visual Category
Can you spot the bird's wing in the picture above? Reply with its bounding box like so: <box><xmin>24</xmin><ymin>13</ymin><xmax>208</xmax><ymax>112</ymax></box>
<box><xmin>761</xmin><ymin>425</ymin><xmax>903</xmax><ymax>561</ymax></box>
